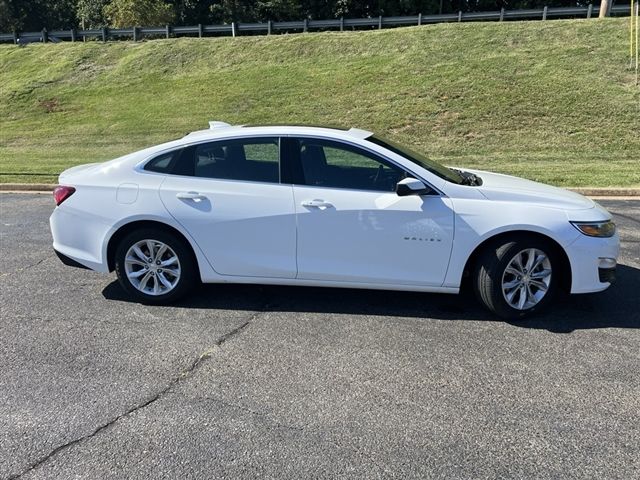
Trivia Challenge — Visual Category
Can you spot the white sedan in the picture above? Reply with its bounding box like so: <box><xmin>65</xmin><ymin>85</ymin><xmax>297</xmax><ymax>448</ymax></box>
<box><xmin>50</xmin><ymin>122</ymin><xmax>619</xmax><ymax>319</ymax></box>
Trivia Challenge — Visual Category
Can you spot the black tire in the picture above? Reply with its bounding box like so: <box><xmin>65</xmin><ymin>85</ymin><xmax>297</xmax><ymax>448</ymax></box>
<box><xmin>473</xmin><ymin>236</ymin><xmax>560</xmax><ymax>320</ymax></box>
<box><xmin>114</xmin><ymin>228</ymin><xmax>197</xmax><ymax>304</ymax></box>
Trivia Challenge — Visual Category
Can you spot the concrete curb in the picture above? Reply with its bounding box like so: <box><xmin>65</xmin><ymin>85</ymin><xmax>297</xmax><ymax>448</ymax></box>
<box><xmin>1</xmin><ymin>183</ymin><xmax>639</xmax><ymax>197</ymax></box>
<box><xmin>568</xmin><ymin>188</ymin><xmax>640</xmax><ymax>197</ymax></box>
<box><xmin>0</xmin><ymin>183</ymin><xmax>57</xmax><ymax>192</ymax></box>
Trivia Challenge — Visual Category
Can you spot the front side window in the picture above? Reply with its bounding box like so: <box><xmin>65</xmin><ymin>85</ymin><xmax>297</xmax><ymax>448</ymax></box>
<box><xmin>179</xmin><ymin>137</ymin><xmax>280</xmax><ymax>183</ymax></box>
<box><xmin>292</xmin><ymin>138</ymin><xmax>406</xmax><ymax>192</ymax></box>
<box><xmin>367</xmin><ymin>135</ymin><xmax>464</xmax><ymax>184</ymax></box>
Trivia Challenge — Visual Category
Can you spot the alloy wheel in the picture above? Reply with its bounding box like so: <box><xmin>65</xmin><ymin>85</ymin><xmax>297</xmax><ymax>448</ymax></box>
<box><xmin>501</xmin><ymin>248</ymin><xmax>552</xmax><ymax>310</ymax></box>
<box><xmin>124</xmin><ymin>239</ymin><xmax>181</xmax><ymax>296</ymax></box>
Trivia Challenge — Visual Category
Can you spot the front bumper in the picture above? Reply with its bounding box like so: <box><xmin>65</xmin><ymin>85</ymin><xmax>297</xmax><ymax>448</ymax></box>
<box><xmin>598</xmin><ymin>266</ymin><xmax>616</xmax><ymax>284</ymax></box>
<box><xmin>566</xmin><ymin>232</ymin><xmax>620</xmax><ymax>294</ymax></box>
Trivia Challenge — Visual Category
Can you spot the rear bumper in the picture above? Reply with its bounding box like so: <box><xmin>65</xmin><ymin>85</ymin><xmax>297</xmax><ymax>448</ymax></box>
<box><xmin>50</xmin><ymin>206</ymin><xmax>111</xmax><ymax>273</ymax></box>
<box><xmin>54</xmin><ymin>249</ymin><xmax>91</xmax><ymax>270</ymax></box>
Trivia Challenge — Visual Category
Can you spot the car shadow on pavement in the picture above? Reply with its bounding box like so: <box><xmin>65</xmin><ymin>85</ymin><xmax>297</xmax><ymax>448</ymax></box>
<box><xmin>511</xmin><ymin>264</ymin><xmax>640</xmax><ymax>333</ymax></box>
<box><xmin>102</xmin><ymin>264</ymin><xmax>640</xmax><ymax>332</ymax></box>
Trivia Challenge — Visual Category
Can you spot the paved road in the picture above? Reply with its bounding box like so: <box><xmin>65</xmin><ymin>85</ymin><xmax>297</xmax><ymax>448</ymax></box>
<box><xmin>1</xmin><ymin>194</ymin><xmax>639</xmax><ymax>479</ymax></box>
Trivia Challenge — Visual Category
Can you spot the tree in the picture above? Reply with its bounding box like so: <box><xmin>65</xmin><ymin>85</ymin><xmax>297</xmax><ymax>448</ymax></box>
<box><xmin>103</xmin><ymin>0</ymin><xmax>175</xmax><ymax>27</ymax></box>
<box><xmin>0</xmin><ymin>0</ymin><xmax>77</xmax><ymax>31</ymax></box>
<box><xmin>598</xmin><ymin>0</ymin><xmax>610</xmax><ymax>17</ymax></box>
<box><xmin>76</xmin><ymin>0</ymin><xmax>110</xmax><ymax>28</ymax></box>
<box><xmin>166</xmin><ymin>0</ymin><xmax>218</xmax><ymax>25</ymax></box>
<box><xmin>209</xmin><ymin>0</ymin><xmax>257</xmax><ymax>23</ymax></box>
<box><xmin>255</xmin><ymin>0</ymin><xmax>302</xmax><ymax>21</ymax></box>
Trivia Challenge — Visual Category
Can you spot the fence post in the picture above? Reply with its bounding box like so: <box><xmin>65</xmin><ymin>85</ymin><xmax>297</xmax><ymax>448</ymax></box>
<box><xmin>542</xmin><ymin>6</ymin><xmax>548</xmax><ymax>20</ymax></box>
<box><xmin>500</xmin><ymin>8</ymin><xmax>505</xmax><ymax>21</ymax></box>
<box><xmin>231</xmin><ymin>22</ymin><xmax>236</xmax><ymax>37</ymax></box>
<box><xmin>268</xmin><ymin>20</ymin><xmax>272</xmax><ymax>35</ymax></box>
<box><xmin>458</xmin><ymin>11</ymin><xmax>462</xmax><ymax>22</ymax></box>
<box><xmin>133</xmin><ymin>26</ymin><xmax>138</xmax><ymax>41</ymax></box>
<box><xmin>102</xmin><ymin>27</ymin><xmax>107</xmax><ymax>42</ymax></box>
<box><xmin>42</xmin><ymin>28</ymin><xmax>48</xmax><ymax>43</ymax></box>
<box><xmin>340</xmin><ymin>16</ymin><xmax>344</xmax><ymax>31</ymax></box>
<box><xmin>165</xmin><ymin>24</ymin><xmax>170</xmax><ymax>39</ymax></box>
<box><xmin>71</xmin><ymin>28</ymin><xmax>76</xmax><ymax>42</ymax></box>
<box><xmin>198</xmin><ymin>23</ymin><xmax>203</xmax><ymax>38</ymax></box>
<box><xmin>418</xmin><ymin>13</ymin><xmax>422</xmax><ymax>25</ymax></box>
<box><xmin>378</xmin><ymin>16</ymin><xmax>383</xmax><ymax>29</ymax></box>
<box><xmin>303</xmin><ymin>18</ymin><xmax>308</xmax><ymax>32</ymax></box>
<box><xmin>587</xmin><ymin>3</ymin><xmax>593</xmax><ymax>18</ymax></box>
<box><xmin>13</xmin><ymin>31</ymin><xmax>18</xmax><ymax>45</ymax></box>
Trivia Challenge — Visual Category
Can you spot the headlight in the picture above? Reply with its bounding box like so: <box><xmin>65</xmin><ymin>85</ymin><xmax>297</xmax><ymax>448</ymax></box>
<box><xmin>570</xmin><ymin>220</ymin><xmax>616</xmax><ymax>238</ymax></box>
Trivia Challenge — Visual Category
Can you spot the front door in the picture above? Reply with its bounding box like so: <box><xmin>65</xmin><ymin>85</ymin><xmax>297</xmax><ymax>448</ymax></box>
<box><xmin>287</xmin><ymin>137</ymin><xmax>454</xmax><ymax>286</ymax></box>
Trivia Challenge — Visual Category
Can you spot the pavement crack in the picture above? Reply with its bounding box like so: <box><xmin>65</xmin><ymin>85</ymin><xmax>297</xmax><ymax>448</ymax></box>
<box><xmin>1</xmin><ymin>257</ymin><xmax>47</xmax><ymax>277</ymax></box>
<box><xmin>8</xmin><ymin>304</ymin><xmax>269</xmax><ymax>480</ymax></box>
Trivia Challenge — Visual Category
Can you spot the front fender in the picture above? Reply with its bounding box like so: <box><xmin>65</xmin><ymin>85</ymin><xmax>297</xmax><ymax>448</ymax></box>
<box><xmin>443</xmin><ymin>198</ymin><xmax>581</xmax><ymax>288</ymax></box>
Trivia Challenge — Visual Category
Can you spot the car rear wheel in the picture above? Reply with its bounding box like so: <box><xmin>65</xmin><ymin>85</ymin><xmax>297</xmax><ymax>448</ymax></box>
<box><xmin>473</xmin><ymin>237</ymin><xmax>559</xmax><ymax>319</ymax></box>
<box><xmin>115</xmin><ymin>228</ymin><xmax>197</xmax><ymax>304</ymax></box>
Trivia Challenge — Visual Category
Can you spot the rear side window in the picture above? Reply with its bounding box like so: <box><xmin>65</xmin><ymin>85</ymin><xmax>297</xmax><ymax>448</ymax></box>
<box><xmin>144</xmin><ymin>150</ymin><xmax>181</xmax><ymax>173</ymax></box>
<box><xmin>190</xmin><ymin>137</ymin><xmax>280</xmax><ymax>183</ymax></box>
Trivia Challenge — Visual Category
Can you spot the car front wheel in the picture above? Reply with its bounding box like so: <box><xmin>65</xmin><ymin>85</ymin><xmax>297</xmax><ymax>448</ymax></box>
<box><xmin>115</xmin><ymin>228</ymin><xmax>196</xmax><ymax>304</ymax></box>
<box><xmin>474</xmin><ymin>237</ymin><xmax>559</xmax><ymax>319</ymax></box>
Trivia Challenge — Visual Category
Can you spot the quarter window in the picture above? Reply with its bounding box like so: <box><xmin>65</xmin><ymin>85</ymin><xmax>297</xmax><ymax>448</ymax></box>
<box><xmin>293</xmin><ymin>138</ymin><xmax>406</xmax><ymax>192</ymax></box>
<box><xmin>144</xmin><ymin>150</ymin><xmax>181</xmax><ymax>173</ymax></box>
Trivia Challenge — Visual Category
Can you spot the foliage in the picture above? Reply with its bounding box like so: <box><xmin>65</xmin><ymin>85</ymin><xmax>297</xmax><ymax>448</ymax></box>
<box><xmin>103</xmin><ymin>0</ymin><xmax>175</xmax><ymax>28</ymax></box>
<box><xmin>0</xmin><ymin>0</ymin><xmax>606</xmax><ymax>31</ymax></box>
<box><xmin>76</xmin><ymin>0</ymin><xmax>110</xmax><ymax>28</ymax></box>
<box><xmin>166</xmin><ymin>0</ymin><xmax>218</xmax><ymax>25</ymax></box>
<box><xmin>0</xmin><ymin>0</ymin><xmax>77</xmax><ymax>31</ymax></box>
<box><xmin>0</xmin><ymin>18</ymin><xmax>637</xmax><ymax>187</ymax></box>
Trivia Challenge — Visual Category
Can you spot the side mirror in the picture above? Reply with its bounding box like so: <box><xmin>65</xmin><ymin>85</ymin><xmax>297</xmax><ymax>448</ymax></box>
<box><xmin>396</xmin><ymin>177</ymin><xmax>432</xmax><ymax>197</ymax></box>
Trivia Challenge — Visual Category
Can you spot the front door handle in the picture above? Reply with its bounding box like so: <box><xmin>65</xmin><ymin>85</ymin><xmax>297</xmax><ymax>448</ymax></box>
<box><xmin>301</xmin><ymin>199</ymin><xmax>333</xmax><ymax>209</ymax></box>
<box><xmin>176</xmin><ymin>191</ymin><xmax>207</xmax><ymax>202</ymax></box>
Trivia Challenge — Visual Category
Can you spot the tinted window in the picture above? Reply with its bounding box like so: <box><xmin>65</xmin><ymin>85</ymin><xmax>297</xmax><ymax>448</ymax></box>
<box><xmin>192</xmin><ymin>137</ymin><xmax>280</xmax><ymax>183</ymax></box>
<box><xmin>144</xmin><ymin>150</ymin><xmax>180</xmax><ymax>173</ymax></box>
<box><xmin>293</xmin><ymin>138</ymin><xmax>406</xmax><ymax>192</ymax></box>
<box><xmin>367</xmin><ymin>136</ymin><xmax>463</xmax><ymax>184</ymax></box>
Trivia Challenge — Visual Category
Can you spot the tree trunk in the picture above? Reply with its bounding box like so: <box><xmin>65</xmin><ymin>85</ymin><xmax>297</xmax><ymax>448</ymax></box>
<box><xmin>599</xmin><ymin>0</ymin><xmax>611</xmax><ymax>17</ymax></box>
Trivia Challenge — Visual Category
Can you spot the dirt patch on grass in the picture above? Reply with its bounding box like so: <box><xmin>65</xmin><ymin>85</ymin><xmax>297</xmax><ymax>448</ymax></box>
<box><xmin>38</xmin><ymin>98</ymin><xmax>62</xmax><ymax>113</ymax></box>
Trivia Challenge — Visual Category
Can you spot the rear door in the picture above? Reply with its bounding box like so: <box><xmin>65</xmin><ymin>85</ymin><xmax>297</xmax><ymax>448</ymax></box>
<box><xmin>158</xmin><ymin>136</ymin><xmax>297</xmax><ymax>278</ymax></box>
<box><xmin>284</xmin><ymin>137</ymin><xmax>454</xmax><ymax>286</ymax></box>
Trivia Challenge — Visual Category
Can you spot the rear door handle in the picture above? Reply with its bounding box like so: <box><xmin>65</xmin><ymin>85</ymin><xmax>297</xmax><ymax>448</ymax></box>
<box><xmin>176</xmin><ymin>191</ymin><xmax>207</xmax><ymax>202</ymax></box>
<box><xmin>301</xmin><ymin>199</ymin><xmax>333</xmax><ymax>209</ymax></box>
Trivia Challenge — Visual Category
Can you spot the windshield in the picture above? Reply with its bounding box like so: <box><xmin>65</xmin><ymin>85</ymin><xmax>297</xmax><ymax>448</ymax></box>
<box><xmin>367</xmin><ymin>135</ymin><xmax>464</xmax><ymax>185</ymax></box>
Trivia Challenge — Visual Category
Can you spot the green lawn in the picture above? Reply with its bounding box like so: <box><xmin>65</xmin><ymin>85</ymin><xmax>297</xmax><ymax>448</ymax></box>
<box><xmin>1</xmin><ymin>18</ymin><xmax>638</xmax><ymax>186</ymax></box>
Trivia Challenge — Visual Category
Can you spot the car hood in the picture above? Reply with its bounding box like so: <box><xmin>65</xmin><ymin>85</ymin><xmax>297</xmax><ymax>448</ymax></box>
<box><xmin>466</xmin><ymin>169</ymin><xmax>595</xmax><ymax>211</ymax></box>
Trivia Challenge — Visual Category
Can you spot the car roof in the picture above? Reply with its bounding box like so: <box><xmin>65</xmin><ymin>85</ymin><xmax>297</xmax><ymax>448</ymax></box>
<box><xmin>124</xmin><ymin>122</ymin><xmax>376</xmax><ymax>163</ymax></box>
<box><xmin>181</xmin><ymin>122</ymin><xmax>374</xmax><ymax>141</ymax></box>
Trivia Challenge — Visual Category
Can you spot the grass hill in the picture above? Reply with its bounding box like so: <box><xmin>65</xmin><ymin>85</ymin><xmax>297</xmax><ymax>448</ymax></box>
<box><xmin>0</xmin><ymin>18</ymin><xmax>638</xmax><ymax>186</ymax></box>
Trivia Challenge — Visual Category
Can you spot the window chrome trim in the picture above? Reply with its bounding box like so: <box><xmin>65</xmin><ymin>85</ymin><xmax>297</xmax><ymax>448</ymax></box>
<box><xmin>133</xmin><ymin>132</ymin><xmax>445</xmax><ymax>197</ymax></box>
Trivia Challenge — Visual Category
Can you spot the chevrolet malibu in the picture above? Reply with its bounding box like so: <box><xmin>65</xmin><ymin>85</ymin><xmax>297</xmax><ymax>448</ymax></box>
<box><xmin>50</xmin><ymin>123</ymin><xmax>619</xmax><ymax>319</ymax></box>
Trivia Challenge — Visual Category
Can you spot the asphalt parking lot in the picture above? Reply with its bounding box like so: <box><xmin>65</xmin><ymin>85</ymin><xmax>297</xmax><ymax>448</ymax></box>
<box><xmin>1</xmin><ymin>194</ymin><xmax>639</xmax><ymax>479</ymax></box>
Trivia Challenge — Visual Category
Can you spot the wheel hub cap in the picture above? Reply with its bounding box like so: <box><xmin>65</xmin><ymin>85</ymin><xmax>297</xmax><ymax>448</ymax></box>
<box><xmin>501</xmin><ymin>248</ymin><xmax>552</xmax><ymax>311</ymax></box>
<box><xmin>124</xmin><ymin>239</ymin><xmax>181</xmax><ymax>296</ymax></box>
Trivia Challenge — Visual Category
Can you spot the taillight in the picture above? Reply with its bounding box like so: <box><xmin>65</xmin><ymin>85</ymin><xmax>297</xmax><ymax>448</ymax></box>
<box><xmin>53</xmin><ymin>186</ymin><xmax>76</xmax><ymax>206</ymax></box>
